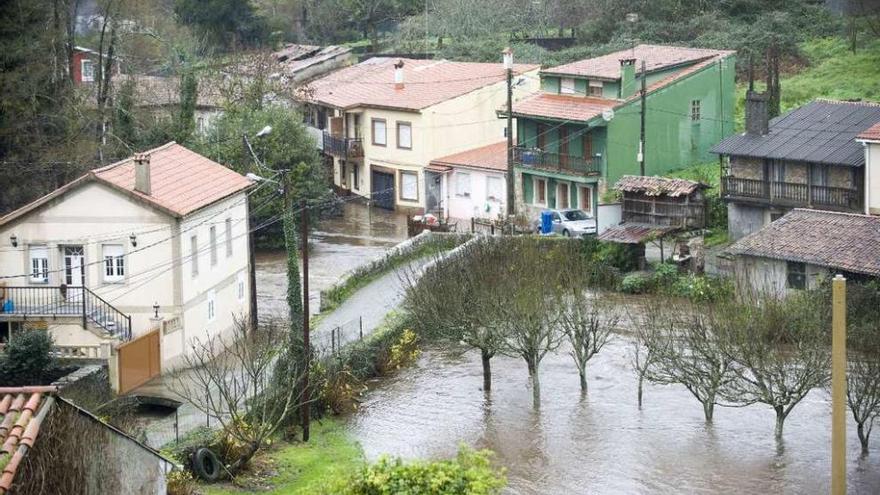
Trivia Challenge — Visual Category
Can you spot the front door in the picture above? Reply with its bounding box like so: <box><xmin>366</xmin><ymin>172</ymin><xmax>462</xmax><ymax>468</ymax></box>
<box><xmin>64</xmin><ymin>246</ymin><xmax>85</xmax><ymax>301</ymax></box>
<box><xmin>371</xmin><ymin>169</ymin><xmax>395</xmax><ymax>210</ymax></box>
<box><xmin>425</xmin><ymin>171</ymin><xmax>442</xmax><ymax>216</ymax></box>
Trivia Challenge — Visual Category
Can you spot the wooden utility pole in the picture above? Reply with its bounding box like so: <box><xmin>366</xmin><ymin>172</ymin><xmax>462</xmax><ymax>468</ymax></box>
<box><xmin>300</xmin><ymin>198</ymin><xmax>311</xmax><ymax>442</ymax></box>
<box><xmin>831</xmin><ymin>274</ymin><xmax>847</xmax><ymax>495</ymax></box>
<box><xmin>639</xmin><ymin>59</ymin><xmax>646</xmax><ymax>176</ymax></box>
<box><xmin>247</xmin><ymin>196</ymin><xmax>259</xmax><ymax>331</ymax></box>
<box><xmin>504</xmin><ymin>47</ymin><xmax>516</xmax><ymax>218</ymax></box>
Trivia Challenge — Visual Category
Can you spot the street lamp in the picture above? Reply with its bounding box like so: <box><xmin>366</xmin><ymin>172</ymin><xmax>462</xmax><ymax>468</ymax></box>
<box><xmin>502</xmin><ymin>47</ymin><xmax>513</xmax><ymax>70</ymax></box>
<box><xmin>153</xmin><ymin>302</ymin><xmax>160</xmax><ymax>318</ymax></box>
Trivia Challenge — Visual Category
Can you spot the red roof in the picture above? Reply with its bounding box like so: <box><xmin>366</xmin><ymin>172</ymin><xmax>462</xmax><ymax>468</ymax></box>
<box><xmin>509</xmin><ymin>94</ymin><xmax>618</xmax><ymax>122</ymax></box>
<box><xmin>0</xmin><ymin>143</ymin><xmax>253</xmax><ymax>226</ymax></box>
<box><xmin>303</xmin><ymin>57</ymin><xmax>538</xmax><ymax>111</ymax></box>
<box><xmin>858</xmin><ymin>122</ymin><xmax>880</xmax><ymax>141</ymax></box>
<box><xmin>431</xmin><ymin>141</ymin><xmax>508</xmax><ymax>172</ymax></box>
<box><xmin>0</xmin><ymin>386</ymin><xmax>57</xmax><ymax>493</ymax></box>
<box><xmin>544</xmin><ymin>44</ymin><xmax>734</xmax><ymax>80</ymax></box>
<box><xmin>598</xmin><ymin>224</ymin><xmax>679</xmax><ymax>244</ymax></box>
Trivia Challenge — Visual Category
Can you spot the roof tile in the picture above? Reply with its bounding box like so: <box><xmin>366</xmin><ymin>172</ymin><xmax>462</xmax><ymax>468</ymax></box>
<box><xmin>615</xmin><ymin>175</ymin><xmax>708</xmax><ymax>197</ymax></box>
<box><xmin>0</xmin><ymin>387</ymin><xmax>56</xmax><ymax>494</ymax></box>
<box><xmin>544</xmin><ymin>44</ymin><xmax>734</xmax><ymax>79</ymax></box>
<box><xmin>858</xmin><ymin>122</ymin><xmax>880</xmax><ymax>141</ymax></box>
<box><xmin>509</xmin><ymin>93</ymin><xmax>617</xmax><ymax>122</ymax></box>
<box><xmin>431</xmin><ymin>141</ymin><xmax>508</xmax><ymax>172</ymax></box>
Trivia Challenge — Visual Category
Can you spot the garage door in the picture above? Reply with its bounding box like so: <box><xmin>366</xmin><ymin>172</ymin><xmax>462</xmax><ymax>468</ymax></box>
<box><xmin>371</xmin><ymin>170</ymin><xmax>395</xmax><ymax>210</ymax></box>
<box><xmin>117</xmin><ymin>329</ymin><xmax>160</xmax><ymax>394</ymax></box>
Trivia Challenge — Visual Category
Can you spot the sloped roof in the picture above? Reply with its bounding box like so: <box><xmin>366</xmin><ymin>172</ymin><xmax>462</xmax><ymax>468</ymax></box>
<box><xmin>0</xmin><ymin>386</ymin><xmax>57</xmax><ymax>493</ymax></box>
<box><xmin>0</xmin><ymin>143</ymin><xmax>253</xmax><ymax>226</ymax></box>
<box><xmin>431</xmin><ymin>141</ymin><xmax>508</xmax><ymax>172</ymax></box>
<box><xmin>726</xmin><ymin>209</ymin><xmax>880</xmax><ymax>276</ymax></box>
<box><xmin>302</xmin><ymin>57</ymin><xmax>539</xmax><ymax>111</ymax></box>
<box><xmin>858</xmin><ymin>122</ymin><xmax>880</xmax><ymax>141</ymax></box>
<box><xmin>598</xmin><ymin>223</ymin><xmax>679</xmax><ymax>244</ymax></box>
<box><xmin>507</xmin><ymin>93</ymin><xmax>618</xmax><ymax>122</ymax></box>
<box><xmin>543</xmin><ymin>44</ymin><xmax>734</xmax><ymax>80</ymax></box>
<box><xmin>615</xmin><ymin>175</ymin><xmax>708</xmax><ymax>197</ymax></box>
<box><xmin>712</xmin><ymin>99</ymin><xmax>880</xmax><ymax>166</ymax></box>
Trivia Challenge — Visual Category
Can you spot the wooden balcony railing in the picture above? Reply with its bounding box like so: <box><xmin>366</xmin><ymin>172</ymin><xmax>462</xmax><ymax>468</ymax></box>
<box><xmin>721</xmin><ymin>176</ymin><xmax>862</xmax><ymax>212</ymax></box>
<box><xmin>513</xmin><ymin>147</ymin><xmax>600</xmax><ymax>176</ymax></box>
<box><xmin>322</xmin><ymin>133</ymin><xmax>364</xmax><ymax>159</ymax></box>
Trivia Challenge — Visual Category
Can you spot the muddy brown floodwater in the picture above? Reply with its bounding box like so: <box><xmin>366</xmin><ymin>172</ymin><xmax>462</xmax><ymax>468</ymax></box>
<box><xmin>347</xmin><ymin>337</ymin><xmax>880</xmax><ymax>494</ymax></box>
<box><xmin>255</xmin><ymin>202</ymin><xmax>407</xmax><ymax>319</ymax></box>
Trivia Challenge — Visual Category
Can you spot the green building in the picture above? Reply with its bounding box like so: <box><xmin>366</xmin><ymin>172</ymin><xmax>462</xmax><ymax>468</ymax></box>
<box><xmin>503</xmin><ymin>44</ymin><xmax>736</xmax><ymax>218</ymax></box>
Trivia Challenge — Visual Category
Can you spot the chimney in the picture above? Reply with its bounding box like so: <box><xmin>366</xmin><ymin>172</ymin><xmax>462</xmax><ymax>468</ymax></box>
<box><xmin>745</xmin><ymin>90</ymin><xmax>769</xmax><ymax>136</ymax></box>
<box><xmin>393</xmin><ymin>59</ymin><xmax>405</xmax><ymax>90</ymax></box>
<box><xmin>134</xmin><ymin>152</ymin><xmax>151</xmax><ymax>195</ymax></box>
<box><xmin>619</xmin><ymin>59</ymin><xmax>637</xmax><ymax>98</ymax></box>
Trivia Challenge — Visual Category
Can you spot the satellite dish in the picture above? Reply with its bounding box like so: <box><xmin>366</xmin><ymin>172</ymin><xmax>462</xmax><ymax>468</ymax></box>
<box><xmin>602</xmin><ymin>108</ymin><xmax>615</xmax><ymax>121</ymax></box>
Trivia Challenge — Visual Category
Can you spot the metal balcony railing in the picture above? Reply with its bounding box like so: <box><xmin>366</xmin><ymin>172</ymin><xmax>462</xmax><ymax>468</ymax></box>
<box><xmin>322</xmin><ymin>133</ymin><xmax>364</xmax><ymax>158</ymax></box>
<box><xmin>513</xmin><ymin>147</ymin><xmax>600</xmax><ymax>176</ymax></box>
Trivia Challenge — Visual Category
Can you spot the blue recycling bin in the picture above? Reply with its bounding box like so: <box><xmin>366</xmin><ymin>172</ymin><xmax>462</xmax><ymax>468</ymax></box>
<box><xmin>540</xmin><ymin>210</ymin><xmax>553</xmax><ymax>235</ymax></box>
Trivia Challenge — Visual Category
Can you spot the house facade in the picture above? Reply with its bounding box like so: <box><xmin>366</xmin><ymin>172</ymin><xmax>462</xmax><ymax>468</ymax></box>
<box><xmin>71</xmin><ymin>46</ymin><xmax>121</xmax><ymax>85</ymax></box>
<box><xmin>298</xmin><ymin>57</ymin><xmax>539</xmax><ymax>214</ymax></box>
<box><xmin>0</xmin><ymin>143</ymin><xmax>253</xmax><ymax>373</ymax></box>
<box><xmin>503</xmin><ymin>44</ymin><xmax>735</xmax><ymax>220</ymax></box>
<box><xmin>428</xmin><ymin>142</ymin><xmax>509</xmax><ymax>221</ymax></box>
<box><xmin>713</xmin><ymin>98</ymin><xmax>880</xmax><ymax>240</ymax></box>
<box><xmin>857</xmin><ymin>122</ymin><xmax>880</xmax><ymax>215</ymax></box>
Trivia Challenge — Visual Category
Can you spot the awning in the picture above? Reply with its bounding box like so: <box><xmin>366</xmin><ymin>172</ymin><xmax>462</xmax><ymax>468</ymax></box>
<box><xmin>598</xmin><ymin>223</ymin><xmax>679</xmax><ymax>244</ymax></box>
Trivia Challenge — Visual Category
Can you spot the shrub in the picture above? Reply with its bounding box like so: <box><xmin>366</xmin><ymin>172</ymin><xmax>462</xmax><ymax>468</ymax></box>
<box><xmin>385</xmin><ymin>329</ymin><xmax>420</xmax><ymax>372</ymax></box>
<box><xmin>166</xmin><ymin>470</ymin><xmax>196</xmax><ymax>495</ymax></box>
<box><xmin>581</xmin><ymin>237</ymin><xmax>639</xmax><ymax>273</ymax></box>
<box><xmin>669</xmin><ymin>274</ymin><xmax>733</xmax><ymax>303</ymax></box>
<box><xmin>651</xmin><ymin>263</ymin><xmax>679</xmax><ymax>288</ymax></box>
<box><xmin>620</xmin><ymin>273</ymin><xmax>653</xmax><ymax>294</ymax></box>
<box><xmin>0</xmin><ymin>329</ymin><xmax>55</xmax><ymax>385</ymax></box>
<box><xmin>337</xmin><ymin>445</ymin><xmax>506</xmax><ymax>495</ymax></box>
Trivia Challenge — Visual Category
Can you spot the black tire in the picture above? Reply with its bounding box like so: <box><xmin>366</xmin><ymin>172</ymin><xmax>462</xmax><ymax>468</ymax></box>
<box><xmin>562</xmin><ymin>229</ymin><xmax>570</xmax><ymax>237</ymax></box>
<box><xmin>192</xmin><ymin>447</ymin><xmax>221</xmax><ymax>482</ymax></box>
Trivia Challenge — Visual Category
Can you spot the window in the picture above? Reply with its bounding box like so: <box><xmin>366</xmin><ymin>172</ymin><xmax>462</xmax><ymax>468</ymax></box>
<box><xmin>396</xmin><ymin>122</ymin><xmax>412</xmax><ymax>149</ymax></box>
<box><xmin>237</xmin><ymin>272</ymin><xmax>246</xmax><ymax>302</ymax></box>
<box><xmin>190</xmin><ymin>235</ymin><xmax>199</xmax><ymax>277</ymax></box>
<box><xmin>352</xmin><ymin>163</ymin><xmax>360</xmax><ymax>190</ymax></box>
<box><xmin>557</xmin><ymin>183</ymin><xmax>570</xmax><ymax>209</ymax></box>
<box><xmin>486</xmin><ymin>176</ymin><xmax>503</xmax><ymax>201</ymax></box>
<box><xmin>207</xmin><ymin>289</ymin><xmax>216</xmax><ymax>322</ymax></box>
<box><xmin>353</xmin><ymin>114</ymin><xmax>362</xmax><ymax>139</ymax></box>
<box><xmin>579</xmin><ymin>185</ymin><xmax>593</xmax><ymax>213</ymax></box>
<box><xmin>787</xmin><ymin>261</ymin><xmax>806</xmax><ymax>290</ymax></box>
<box><xmin>225</xmin><ymin>218</ymin><xmax>233</xmax><ymax>257</ymax></box>
<box><xmin>81</xmin><ymin>59</ymin><xmax>95</xmax><ymax>82</ymax></box>
<box><xmin>102</xmin><ymin>244</ymin><xmax>124</xmax><ymax>282</ymax></box>
<box><xmin>536</xmin><ymin>123</ymin><xmax>547</xmax><ymax>149</ymax></box>
<box><xmin>534</xmin><ymin>177</ymin><xmax>547</xmax><ymax>205</ymax></box>
<box><xmin>371</xmin><ymin>118</ymin><xmax>387</xmax><ymax>146</ymax></box>
<box><xmin>560</xmin><ymin>77</ymin><xmax>576</xmax><ymax>95</ymax></box>
<box><xmin>400</xmin><ymin>170</ymin><xmax>418</xmax><ymax>201</ymax></box>
<box><xmin>811</xmin><ymin>164</ymin><xmax>829</xmax><ymax>187</ymax></box>
<box><xmin>197</xmin><ymin>117</ymin><xmax>205</xmax><ymax>134</ymax></box>
<box><xmin>456</xmin><ymin>172</ymin><xmax>472</xmax><ymax>197</ymax></box>
<box><xmin>582</xmin><ymin>133</ymin><xmax>593</xmax><ymax>158</ymax></box>
<box><xmin>691</xmin><ymin>100</ymin><xmax>701</xmax><ymax>121</ymax></box>
<box><xmin>588</xmin><ymin>80</ymin><xmax>603</xmax><ymax>97</ymax></box>
<box><xmin>209</xmin><ymin>226</ymin><xmax>218</xmax><ymax>266</ymax></box>
<box><xmin>29</xmin><ymin>246</ymin><xmax>49</xmax><ymax>283</ymax></box>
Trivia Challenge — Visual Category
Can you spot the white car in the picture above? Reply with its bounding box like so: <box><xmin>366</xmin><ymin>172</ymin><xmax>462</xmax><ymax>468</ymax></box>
<box><xmin>534</xmin><ymin>209</ymin><xmax>597</xmax><ymax>237</ymax></box>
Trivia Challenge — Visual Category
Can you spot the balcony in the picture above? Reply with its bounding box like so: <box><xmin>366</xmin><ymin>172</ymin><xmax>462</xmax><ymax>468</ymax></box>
<box><xmin>721</xmin><ymin>176</ymin><xmax>862</xmax><ymax>212</ymax></box>
<box><xmin>513</xmin><ymin>147</ymin><xmax>600</xmax><ymax>176</ymax></box>
<box><xmin>322</xmin><ymin>133</ymin><xmax>364</xmax><ymax>159</ymax></box>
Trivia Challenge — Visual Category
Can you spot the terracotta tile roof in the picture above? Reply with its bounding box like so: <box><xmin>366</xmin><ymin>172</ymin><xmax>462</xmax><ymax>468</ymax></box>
<box><xmin>544</xmin><ymin>44</ymin><xmax>734</xmax><ymax>80</ymax></box>
<box><xmin>615</xmin><ymin>175</ymin><xmax>708</xmax><ymax>197</ymax></box>
<box><xmin>726</xmin><ymin>209</ymin><xmax>880</xmax><ymax>276</ymax></box>
<box><xmin>508</xmin><ymin>93</ymin><xmax>618</xmax><ymax>122</ymax></box>
<box><xmin>0</xmin><ymin>143</ymin><xmax>253</xmax><ymax>226</ymax></box>
<box><xmin>858</xmin><ymin>122</ymin><xmax>880</xmax><ymax>141</ymax></box>
<box><xmin>598</xmin><ymin>223</ymin><xmax>679</xmax><ymax>244</ymax></box>
<box><xmin>431</xmin><ymin>141</ymin><xmax>508</xmax><ymax>172</ymax></box>
<box><xmin>0</xmin><ymin>386</ymin><xmax>57</xmax><ymax>494</ymax></box>
<box><xmin>302</xmin><ymin>57</ymin><xmax>539</xmax><ymax>111</ymax></box>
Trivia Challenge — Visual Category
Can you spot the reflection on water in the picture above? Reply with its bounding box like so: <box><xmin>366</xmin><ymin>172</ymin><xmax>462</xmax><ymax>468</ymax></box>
<box><xmin>256</xmin><ymin>202</ymin><xmax>407</xmax><ymax>318</ymax></box>
<box><xmin>347</xmin><ymin>338</ymin><xmax>880</xmax><ymax>494</ymax></box>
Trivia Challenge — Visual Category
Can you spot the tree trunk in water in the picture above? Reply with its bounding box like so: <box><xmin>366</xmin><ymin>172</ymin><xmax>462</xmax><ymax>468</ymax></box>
<box><xmin>857</xmin><ymin>421</ymin><xmax>870</xmax><ymax>454</ymax></box>
<box><xmin>774</xmin><ymin>406</ymin><xmax>786</xmax><ymax>439</ymax></box>
<box><xmin>532</xmin><ymin>363</ymin><xmax>541</xmax><ymax>409</ymax></box>
<box><xmin>578</xmin><ymin>368</ymin><xmax>587</xmax><ymax>393</ymax></box>
<box><xmin>703</xmin><ymin>400</ymin><xmax>714</xmax><ymax>423</ymax></box>
<box><xmin>481</xmin><ymin>349</ymin><xmax>492</xmax><ymax>392</ymax></box>
<box><xmin>637</xmin><ymin>374</ymin><xmax>644</xmax><ymax>408</ymax></box>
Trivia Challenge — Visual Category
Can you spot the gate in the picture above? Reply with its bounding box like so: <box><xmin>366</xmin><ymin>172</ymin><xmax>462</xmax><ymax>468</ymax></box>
<box><xmin>117</xmin><ymin>329</ymin><xmax>160</xmax><ymax>394</ymax></box>
<box><xmin>371</xmin><ymin>170</ymin><xmax>395</xmax><ymax>210</ymax></box>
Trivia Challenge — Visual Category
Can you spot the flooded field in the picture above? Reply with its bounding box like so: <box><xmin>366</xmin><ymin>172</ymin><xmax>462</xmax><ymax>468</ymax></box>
<box><xmin>255</xmin><ymin>202</ymin><xmax>407</xmax><ymax>319</ymax></box>
<box><xmin>347</xmin><ymin>338</ymin><xmax>880</xmax><ymax>494</ymax></box>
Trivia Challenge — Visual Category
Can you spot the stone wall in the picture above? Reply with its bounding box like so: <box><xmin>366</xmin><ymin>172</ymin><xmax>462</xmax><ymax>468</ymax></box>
<box><xmin>729</xmin><ymin>156</ymin><xmax>763</xmax><ymax>179</ymax></box>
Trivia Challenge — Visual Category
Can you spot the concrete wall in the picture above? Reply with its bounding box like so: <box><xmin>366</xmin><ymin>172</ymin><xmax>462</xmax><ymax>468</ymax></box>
<box><xmin>727</xmin><ymin>202</ymin><xmax>767</xmax><ymax>240</ymax></box>
<box><xmin>734</xmin><ymin>256</ymin><xmax>829</xmax><ymax>298</ymax></box>
<box><xmin>597</xmin><ymin>203</ymin><xmax>623</xmax><ymax>234</ymax></box>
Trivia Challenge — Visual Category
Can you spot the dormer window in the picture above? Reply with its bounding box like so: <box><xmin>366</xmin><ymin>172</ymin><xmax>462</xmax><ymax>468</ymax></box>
<box><xmin>588</xmin><ymin>80</ymin><xmax>603</xmax><ymax>97</ymax></box>
<box><xmin>560</xmin><ymin>77</ymin><xmax>576</xmax><ymax>95</ymax></box>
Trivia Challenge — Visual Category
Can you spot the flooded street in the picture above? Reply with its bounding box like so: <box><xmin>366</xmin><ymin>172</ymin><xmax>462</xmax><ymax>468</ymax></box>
<box><xmin>347</xmin><ymin>337</ymin><xmax>880</xmax><ymax>494</ymax></box>
<box><xmin>255</xmin><ymin>202</ymin><xmax>407</xmax><ymax>319</ymax></box>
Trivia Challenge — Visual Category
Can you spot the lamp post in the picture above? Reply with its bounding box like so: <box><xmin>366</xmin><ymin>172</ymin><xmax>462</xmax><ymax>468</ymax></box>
<box><xmin>503</xmin><ymin>47</ymin><xmax>515</xmax><ymax>220</ymax></box>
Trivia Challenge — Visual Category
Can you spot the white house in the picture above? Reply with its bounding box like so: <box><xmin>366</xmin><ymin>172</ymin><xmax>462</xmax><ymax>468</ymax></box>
<box><xmin>0</xmin><ymin>142</ymin><xmax>253</xmax><ymax>379</ymax></box>
<box><xmin>428</xmin><ymin>141</ymin><xmax>509</xmax><ymax>221</ymax></box>
<box><xmin>857</xmin><ymin>122</ymin><xmax>880</xmax><ymax>216</ymax></box>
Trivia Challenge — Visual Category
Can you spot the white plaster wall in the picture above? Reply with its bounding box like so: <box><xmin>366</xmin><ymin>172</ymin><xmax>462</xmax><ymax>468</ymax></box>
<box><xmin>866</xmin><ymin>141</ymin><xmax>880</xmax><ymax>215</ymax></box>
<box><xmin>447</xmin><ymin>168</ymin><xmax>507</xmax><ymax>220</ymax></box>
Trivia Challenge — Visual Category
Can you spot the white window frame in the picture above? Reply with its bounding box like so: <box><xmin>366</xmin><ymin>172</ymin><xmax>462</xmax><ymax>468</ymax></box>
<box><xmin>533</xmin><ymin>177</ymin><xmax>547</xmax><ymax>206</ymax></box>
<box><xmin>29</xmin><ymin>245</ymin><xmax>49</xmax><ymax>284</ymax></box>
<box><xmin>225</xmin><ymin>218</ymin><xmax>233</xmax><ymax>257</ymax></box>
<box><xmin>81</xmin><ymin>59</ymin><xmax>95</xmax><ymax>82</ymax></box>
<box><xmin>691</xmin><ymin>99</ymin><xmax>701</xmax><ymax>121</ymax></box>
<box><xmin>456</xmin><ymin>171</ymin><xmax>472</xmax><ymax>197</ymax></box>
<box><xmin>399</xmin><ymin>170</ymin><xmax>419</xmax><ymax>202</ymax></box>
<box><xmin>190</xmin><ymin>234</ymin><xmax>199</xmax><ymax>277</ymax></box>
<box><xmin>207</xmin><ymin>289</ymin><xmax>216</xmax><ymax>322</ymax></box>
<box><xmin>237</xmin><ymin>272</ymin><xmax>246</xmax><ymax>302</ymax></box>
<box><xmin>209</xmin><ymin>226</ymin><xmax>218</xmax><ymax>266</ymax></box>
<box><xmin>588</xmin><ymin>80</ymin><xmax>603</xmax><ymax>97</ymax></box>
<box><xmin>560</xmin><ymin>77</ymin><xmax>576</xmax><ymax>95</ymax></box>
<box><xmin>557</xmin><ymin>182</ymin><xmax>570</xmax><ymax>209</ymax></box>
<box><xmin>102</xmin><ymin>244</ymin><xmax>125</xmax><ymax>283</ymax></box>
<box><xmin>578</xmin><ymin>185</ymin><xmax>593</xmax><ymax>214</ymax></box>
<box><xmin>371</xmin><ymin>118</ymin><xmax>387</xmax><ymax>146</ymax></box>
<box><xmin>197</xmin><ymin>117</ymin><xmax>205</xmax><ymax>134</ymax></box>
<box><xmin>486</xmin><ymin>175</ymin><xmax>503</xmax><ymax>202</ymax></box>
<box><xmin>396</xmin><ymin>121</ymin><xmax>412</xmax><ymax>150</ymax></box>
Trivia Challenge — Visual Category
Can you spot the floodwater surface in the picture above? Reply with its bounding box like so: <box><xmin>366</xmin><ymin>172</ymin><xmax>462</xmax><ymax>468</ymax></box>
<box><xmin>347</xmin><ymin>338</ymin><xmax>880</xmax><ymax>494</ymax></box>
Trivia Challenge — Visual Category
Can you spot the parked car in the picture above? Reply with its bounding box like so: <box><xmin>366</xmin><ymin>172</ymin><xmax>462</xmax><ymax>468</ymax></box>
<box><xmin>533</xmin><ymin>209</ymin><xmax>597</xmax><ymax>237</ymax></box>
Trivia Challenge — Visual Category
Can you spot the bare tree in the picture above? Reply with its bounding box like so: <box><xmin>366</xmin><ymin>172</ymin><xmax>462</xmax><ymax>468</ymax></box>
<box><xmin>842</xmin><ymin>282</ymin><xmax>880</xmax><ymax>454</ymax></box>
<box><xmin>171</xmin><ymin>317</ymin><xmax>311</xmax><ymax>473</ymax></box>
<box><xmin>560</xmin><ymin>291</ymin><xmax>619</xmax><ymax>393</ymax></box>
<box><xmin>629</xmin><ymin>301</ymin><xmax>663</xmax><ymax>408</ymax></box>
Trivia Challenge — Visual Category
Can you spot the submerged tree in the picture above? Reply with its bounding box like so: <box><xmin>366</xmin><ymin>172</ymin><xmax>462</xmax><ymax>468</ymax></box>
<box><xmin>841</xmin><ymin>282</ymin><xmax>880</xmax><ymax>454</ymax></box>
<box><xmin>559</xmin><ymin>291</ymin><xmax>619</xmax><ymax>393</ymax></box>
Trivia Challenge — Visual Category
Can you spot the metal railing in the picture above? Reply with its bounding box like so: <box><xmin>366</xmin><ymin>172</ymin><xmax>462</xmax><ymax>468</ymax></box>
<box><xmin>322</xmin><ymin>133</ymin><xmax>364</xmax><ymax>158</ymax></box>
<box><xmin>721</xmin><ymin>176</ymin><xmax>862</xmax><ymax>211</ymax></box>
<box><xmin>0</xmin><ymin>286</ymin><xmax>131</xmax><ymax>341</ymax></box>
<box><xmin>513</xmin><ymin>147</ymin><xmax>600</xmax><ymax>176</ymax></box>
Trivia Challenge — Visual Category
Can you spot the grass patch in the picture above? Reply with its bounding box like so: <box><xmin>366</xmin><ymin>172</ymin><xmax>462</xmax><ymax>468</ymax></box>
<box><xmin>199</xmin><ymin>419</ymin><xmax>363</xmax><ymax>495</ymax></box>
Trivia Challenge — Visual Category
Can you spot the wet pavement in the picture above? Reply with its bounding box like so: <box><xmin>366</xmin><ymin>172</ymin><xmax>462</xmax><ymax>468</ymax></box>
<box><xmin>346</xmin><ymin>337</ymin><xmax>880</xmax><ymax>494</ymax></box>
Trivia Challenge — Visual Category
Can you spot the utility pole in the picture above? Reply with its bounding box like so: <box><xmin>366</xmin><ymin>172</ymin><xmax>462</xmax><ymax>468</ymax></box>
<box><xmin>242</xmin><ymin>135</ymin><xmax>260</xmax><ymax>331</ymax></box>
<box><xmin>503</xmin><ymin>47</ymin><xmax>515</xmax><ymax>218</ymax></box>
<box><xmin>639</xmin><ymin>59</ymin><xmax>646</xmax><ymax>176</ymax></box>
<box><xmin>300</xmin><ymin>198</ymin><xmax>311</xmax><ymax>442</ymax></box>
<box><xmin>831</xmin><ymin>274</ymin><xmax>847</xmax><ymax>495</ymax></box>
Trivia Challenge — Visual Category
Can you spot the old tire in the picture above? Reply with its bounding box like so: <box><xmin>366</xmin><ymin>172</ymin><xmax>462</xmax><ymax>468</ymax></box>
<box><xmin>192</xmin><ymin>447</ymin><xmax>221</xmax><ymax>482</ymax></box>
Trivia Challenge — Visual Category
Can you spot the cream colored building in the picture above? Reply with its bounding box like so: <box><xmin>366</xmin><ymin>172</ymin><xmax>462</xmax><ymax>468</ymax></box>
<box><xmin>299</xmin><ymin>57</ymin><xmax>539</xmax><ymax>215</ymax></box>
<box><xmin>858</xmin><ymin>122</ymin><xmax>880</xmax><ymax>216</ymax></box>
<box><xmin>0</xmin><ymin>143</ymin><xmax>253</xmax><ymax>373</ymax></box>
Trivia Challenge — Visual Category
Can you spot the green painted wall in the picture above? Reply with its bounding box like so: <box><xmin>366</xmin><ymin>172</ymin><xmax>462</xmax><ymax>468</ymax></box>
<box><xmin>539</xmin><ymin>75</ymin><xmax>618</xmax><ymax>99</ymax></box>
<box><xmin>541</xmin><ymin>76</ymin><xmax>560</xmax><ymax>93</ymax></box>
<box><xmin>520</xmin><ymin>171</ymin><xmax>599</xmax><ymax>211</ymax></box>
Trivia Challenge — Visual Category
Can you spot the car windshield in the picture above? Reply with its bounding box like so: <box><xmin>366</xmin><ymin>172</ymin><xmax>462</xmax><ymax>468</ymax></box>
<box><xmin>562</xmin><ymin>210</ymin><xmax>590</xmax><ymax>221</ymax></box>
